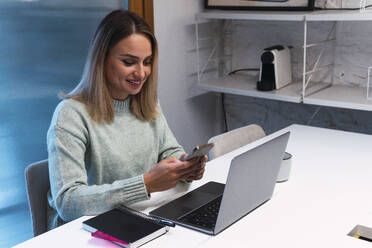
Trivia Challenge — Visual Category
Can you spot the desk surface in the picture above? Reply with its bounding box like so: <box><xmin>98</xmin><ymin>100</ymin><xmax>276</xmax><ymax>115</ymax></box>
<box><xmin>14</xmin><ymin>125</ymin><xmax>372</xmax><ymax>248</ymax></box>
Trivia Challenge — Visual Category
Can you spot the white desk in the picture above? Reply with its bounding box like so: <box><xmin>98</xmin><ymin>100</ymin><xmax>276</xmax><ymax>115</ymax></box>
<box><xmin>14</xmin><ymin>124</ymin><xmax>372</xmax><ymax>247</ymax></box>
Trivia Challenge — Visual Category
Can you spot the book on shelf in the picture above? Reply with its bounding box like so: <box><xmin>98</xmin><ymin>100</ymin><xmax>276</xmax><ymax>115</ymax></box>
<box><xmin>83</xmin><ymin>205</ymin><xmax>170</xmax><ymax>248</ymax></box>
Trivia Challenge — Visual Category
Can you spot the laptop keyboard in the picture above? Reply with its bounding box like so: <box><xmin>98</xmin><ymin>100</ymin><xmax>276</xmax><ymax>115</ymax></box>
<box><xmin>178</xmin><ymin>195</ymin><xmax>222</xmax><ymax>230</ymax></box>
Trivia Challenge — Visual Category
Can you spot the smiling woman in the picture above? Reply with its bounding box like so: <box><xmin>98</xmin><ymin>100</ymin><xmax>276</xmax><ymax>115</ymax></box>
<box><xmin>63</xmin><ymin>10</ymin><xmax>158</xmax><ymax>123</ymax></box>
<box><xmin>46</xmin><ymin>10</ymin><xmax>207</xmax><ymax>231</ymax></box>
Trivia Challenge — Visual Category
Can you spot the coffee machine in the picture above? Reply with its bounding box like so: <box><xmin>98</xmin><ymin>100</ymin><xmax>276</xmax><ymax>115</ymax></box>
<box><xmin>257</xmin><ymin>45</ymin><xmax>292</xmax><ymax>91</ymax></box>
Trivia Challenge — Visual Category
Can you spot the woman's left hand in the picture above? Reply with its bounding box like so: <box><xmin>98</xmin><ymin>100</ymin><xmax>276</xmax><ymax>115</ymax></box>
<box><xmin>179</xmin><ymin>154</ymin><xmax>208</xmax><ymax>181</ymax></box>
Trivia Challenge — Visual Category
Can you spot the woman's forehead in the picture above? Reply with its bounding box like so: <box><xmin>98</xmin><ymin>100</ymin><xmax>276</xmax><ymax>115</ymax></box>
<box><xmin>112</xmin><ymin>33</ymin><xmax>152</xmax><ymax>57</ymax></box>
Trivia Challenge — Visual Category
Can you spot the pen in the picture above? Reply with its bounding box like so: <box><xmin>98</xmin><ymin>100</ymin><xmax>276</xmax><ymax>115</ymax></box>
<box><xmin>117</xmin><ymin>205</ymin><xmax>176</xmax><ymax>227</ymax></box>
<box><xmin>354</xmin><ymin>234</ymin><xmax>372</xmax><ymax>242</ymax></box>
<box><xmin>150</xmin><ymin>217</ymin><xmax>176</xmax><ymax>227</ymax></box>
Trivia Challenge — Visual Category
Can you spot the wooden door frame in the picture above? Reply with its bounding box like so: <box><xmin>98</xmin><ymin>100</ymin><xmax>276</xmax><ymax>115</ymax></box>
<box><xmin>129</xmin><ymin>0</ymin><xmax>154</xmax><ymax>32</ymax></box>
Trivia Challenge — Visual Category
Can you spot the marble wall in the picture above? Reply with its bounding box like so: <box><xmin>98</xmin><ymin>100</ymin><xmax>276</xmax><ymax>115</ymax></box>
<box><xmin>217</xmin><ymin>0</ymin><xmax>372</xmax><ymax>134</ymax></box>
<box><xmin>316</xmin><ymin>0</ymin><xmax>372</xmax><ymax>8</ymax></box>
<box><xmin>223</xmin><ymin>94</ymin><xmax>372</xmax><ymax>135</ymax></box>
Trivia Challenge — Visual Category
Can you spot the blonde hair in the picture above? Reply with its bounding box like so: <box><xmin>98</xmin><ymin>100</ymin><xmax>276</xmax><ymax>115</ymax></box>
<box><xmin>63</xmin><ymin>10</ymin><xmax>159</xmax><ymax>123</ymax></box>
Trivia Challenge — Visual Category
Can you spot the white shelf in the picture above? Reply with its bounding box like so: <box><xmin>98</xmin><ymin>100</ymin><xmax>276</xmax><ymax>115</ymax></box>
<box><xmin>306</xmin><ymin>10</ymin><xmax>372</xmax><ymax>21</ymax></box>
<box><xmin>197</xmin><ymin>10</ymin><xmax>372</xmax><ymax>22</ymax></box>
<box><xmin>196</xmin><ymin>9</ymin><xmax>372</xmax><ymax>111</ymax></box>
<box><xmin>197</xmin><ymin>10</ymin><xmax>306</xmax><ymax>21</ymax></box>
<box><xmin>304</xmin><ymin>84</ymin><xmax>372</xmax><ymax>111</ymax></box>
<box><xmin>198</xmin><ymin>74</ymin><xmax>302</xmax><ymax>103</ymax></box>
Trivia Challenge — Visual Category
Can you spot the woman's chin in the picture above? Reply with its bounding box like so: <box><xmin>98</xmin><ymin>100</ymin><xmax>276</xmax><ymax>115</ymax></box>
<box><xmin>128</xmin><ymin>87</ymin><xmax>143</xmax><ymax>96</ymax></box>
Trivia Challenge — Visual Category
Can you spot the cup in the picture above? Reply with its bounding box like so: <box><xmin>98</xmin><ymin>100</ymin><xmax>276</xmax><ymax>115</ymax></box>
<box><xmin>277</xmin><ymin>152</ymin><xmax>292</xmax><ymax>182</ymax></box>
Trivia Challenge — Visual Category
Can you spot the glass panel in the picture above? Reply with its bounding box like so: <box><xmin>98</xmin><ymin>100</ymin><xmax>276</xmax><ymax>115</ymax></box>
<box><xmin>0</xmin><ymin>1</ymin><xmax>126</xmax><ymax>246</ymax></box>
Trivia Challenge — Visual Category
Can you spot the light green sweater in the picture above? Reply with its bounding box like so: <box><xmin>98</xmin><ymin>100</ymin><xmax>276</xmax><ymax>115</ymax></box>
<box><xmin>47</xmin><ymin>98</ymin><xmax>184</xmax><ymax>229</ymax></box>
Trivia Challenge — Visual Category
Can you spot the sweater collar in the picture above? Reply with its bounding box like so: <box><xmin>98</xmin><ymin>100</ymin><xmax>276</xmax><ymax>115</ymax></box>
<box><xmin>112</xmin><ymin>97</ymin><xmax>130</xmax><ymax>114</ymax></box>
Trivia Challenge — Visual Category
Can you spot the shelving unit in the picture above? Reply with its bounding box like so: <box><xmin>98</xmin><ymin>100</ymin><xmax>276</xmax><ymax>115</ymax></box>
<box><xmin>196</xmin><ymin>9</ymin><xmax>372</xmax><ymax>111</ymax></box>
<box><xmin>197</xmin><ymin>10</ymin><xmax>306</xmax><ymax>21</ymax></box>
<box><xmin>198</xmin><ymin>74</ymin><xmax>302</xmax><ymax>103</ymax></box>
<box><xmin>303</xmin><ymin>10</ymin><xmax>372</xmax><ymax>111</ymax></box>
<box><xmin>306</xmin><ymin>9</ymin><xmax>372</xmax><ymax>21</ymax></box>
<box><xmin>303</xmin><ymin>84</ymin><xmax>372</xmax><ymax>111</ymax></box>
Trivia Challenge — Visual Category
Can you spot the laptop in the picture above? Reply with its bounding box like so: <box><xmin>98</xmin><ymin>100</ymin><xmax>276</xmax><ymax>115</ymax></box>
<box><xmin>150</xmin><ymin>131</ymin><xmax>290</xmax><ymax>235</ymax></box>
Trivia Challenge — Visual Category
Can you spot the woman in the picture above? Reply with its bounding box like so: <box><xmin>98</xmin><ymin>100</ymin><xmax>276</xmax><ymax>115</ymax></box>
<box><xmin>47</xmin><ymin>10</ymin><xmax>206</xmax><ymax>230</ymax></box>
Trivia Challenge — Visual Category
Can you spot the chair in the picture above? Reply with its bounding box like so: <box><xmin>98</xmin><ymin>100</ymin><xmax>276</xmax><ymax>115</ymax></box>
<box><xmin>24</xmin><ymin>159</ymin><xmax>49</xmax><ymax>236</ymax></box>
<box><xmin>208</xmin><ymin>124</ymin><xmax>266</xmax><ymax>160</ymax></box>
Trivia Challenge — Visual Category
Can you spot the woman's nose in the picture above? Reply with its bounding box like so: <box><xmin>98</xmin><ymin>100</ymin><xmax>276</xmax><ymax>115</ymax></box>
<box><xmin>134</xmin><ymin>64</ymin><xmax>146</xmax><ymax>79</ymax></box>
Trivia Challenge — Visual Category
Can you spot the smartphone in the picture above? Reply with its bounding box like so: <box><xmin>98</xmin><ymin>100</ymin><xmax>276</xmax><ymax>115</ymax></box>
<box><xmin>181</xmin><ymin>143</ymin><xmax>214</xmax><ymax>161</ymax></box>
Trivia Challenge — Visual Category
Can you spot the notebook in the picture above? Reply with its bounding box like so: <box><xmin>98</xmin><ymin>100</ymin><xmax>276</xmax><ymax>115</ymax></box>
<box><xmin>150</xmin><ymin>131</ymin><xmax>290</xmax><ymax>235</ymax></box>
<box><xmin>83</xmin><ymin>205</ymin><xmax>168</xmax><ymax>248</ymax></box>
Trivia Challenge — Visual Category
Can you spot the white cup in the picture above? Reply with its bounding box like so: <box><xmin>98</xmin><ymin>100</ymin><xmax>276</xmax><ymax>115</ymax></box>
<box><xmin>277</xmin><ymin>152</ymin><xmax>292</xmax><ymax>183</ymax></box>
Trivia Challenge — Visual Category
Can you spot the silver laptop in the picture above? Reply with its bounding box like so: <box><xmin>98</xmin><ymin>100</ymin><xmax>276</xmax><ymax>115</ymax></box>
<box><xmin>150</xmin><ymin>131</ymin><xmax>290</xmax><ymax>235</ymax></box>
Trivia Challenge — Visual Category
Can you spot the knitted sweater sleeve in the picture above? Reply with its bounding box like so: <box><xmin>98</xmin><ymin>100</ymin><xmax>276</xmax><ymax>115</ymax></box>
<box><xmin>47</xmin><ymin>102</ymin><xmax>149</xmax><ymax>222</ymax></box>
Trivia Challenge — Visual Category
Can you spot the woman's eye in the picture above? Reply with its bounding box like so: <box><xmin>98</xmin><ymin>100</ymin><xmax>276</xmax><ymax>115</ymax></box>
<box><xmin>144</xmin><ymin>60</ymin><xmax>152</xmax><ymax>66</ymax></box>
<box><xmin>122</xmin><ymin>60</ymin><xmax>135</xmax><ymax>66</ymax></box>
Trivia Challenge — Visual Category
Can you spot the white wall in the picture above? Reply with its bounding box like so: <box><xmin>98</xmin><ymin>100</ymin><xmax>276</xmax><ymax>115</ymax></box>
<box><xmin>153</xmin><ymin>0</ymin><xmax>223</xmax><ymax>152</ymax></box>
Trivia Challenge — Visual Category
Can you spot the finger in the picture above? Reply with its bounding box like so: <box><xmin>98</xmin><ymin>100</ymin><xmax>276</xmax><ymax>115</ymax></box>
<box><xmin>178</xmin><ymin>165</ymin><xmax>205</xmax><ymax>179</ymax></box>
<box><xmin>191</xmin><ymin>160</ymin><xmax>206</xmax><ymax>171</ymax></box>
<box><xmin>193</xmin><ymin>160</ymin><xmax>206</xmax><ymax>170</ymax></box>
<box><xmin>203</xmin><ymin>154</ymin><xmax>208</xmax><ymax>162</ymax></box>
<box><xmin>184</xmin><ymin>167</ymin><xmax>205</xmax><ymax>180</ymax></box>
<box><xmin>179</xmin><ymin>153</ymin><xmax>188</xmax><ymax>161</ymax></box>
<box><xmin>169</xmin><ymin>161</ymin><xmax>199</xmax><ymax>179</ymax></box>
<box><xmin>190</xmin><ymin>157</ymin><xmax>205</xmax><ymax>168</ymax></box>
<box><xmin>192</xmin><ymin>162</ymin><xmax>205</xmax><ymax>173</ymax></box>
<box><xmin>185</xmin><ymin>176</ymin><xmax>194</xmax><ymax>181</ymax></box>
<box><xmin>178</xmin><ymin>166</ymin><xmax>198</xmax><ymax>176</ymax></box>
<box><xmin>190</xmin><ymin>174</ymin><xmax>203</xmax><ymax>180</ymax></box>
<box><xmin>195</xmin><ymin>169</ymin><xmax>205</xmax><ymax>180</ymax></box>
<box><xmin>196</xmin><ymin>167</ymin><xmax>205</xmax><ymax>175</ymax></box>
<box><xmin>186</xmin><ymin>171</ymin><xmax>204</xmax><ymax>181</ymax></box>
<box><xmin>185</xmin><ymin>163</ymin><xmax>205</xmax><ymax>176</ymax></box>
<box><xmin>181</xmin><ymin>158</ymin><xmax>205</xmax><ymax>171</ymax></box>
<box><xmin>170</xmin><ymin>160</ymin><xmax>192</xmax><ymax>171</ymax></box>
<box><xmin>192</xmin><ymin>155</ymin><xmax>207</xmax><ymax>163</ymax></box>
<box><xmin>177</xmin><ymin>159</ymin><xmax>206</xmax><ymax>177</ymax></box>
<box><xmin>187</xmin><ymin>156</ymin><xmax>201</xmax><ymax>164</ymax></box>
<box><xmin>164</xmin><ymin>157</ymin><xmax>181</xmax><ymax>163</ymax></box>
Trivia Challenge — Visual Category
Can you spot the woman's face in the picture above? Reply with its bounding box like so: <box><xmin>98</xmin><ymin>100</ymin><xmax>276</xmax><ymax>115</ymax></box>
<box><xmin>105</xmin><ymin>33</ymin><xmax>153</xmax><ymax>100</ymax></box>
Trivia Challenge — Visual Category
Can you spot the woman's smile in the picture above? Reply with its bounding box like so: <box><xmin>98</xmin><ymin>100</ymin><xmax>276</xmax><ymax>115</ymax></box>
<box><xmin>126</xmin><ymin>78</ymin><xmax>142</xmax><ymax>87</ymax></box>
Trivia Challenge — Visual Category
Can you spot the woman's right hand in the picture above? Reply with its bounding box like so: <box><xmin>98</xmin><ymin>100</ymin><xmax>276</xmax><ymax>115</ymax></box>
<box><xmin>143</xmin><ymin>157</ymin><xmax>196</xmax><ymax>194</ymax></box>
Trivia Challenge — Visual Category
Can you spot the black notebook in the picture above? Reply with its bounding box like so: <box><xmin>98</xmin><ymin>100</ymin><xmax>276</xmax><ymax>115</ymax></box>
<box><xmin>83</xmin><ymin>206</ymin><xmax>168</xmax><ymax>248</ymax></box>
